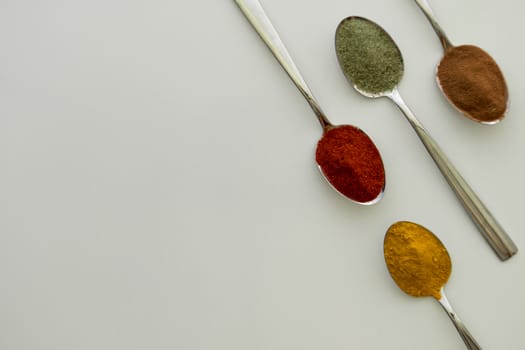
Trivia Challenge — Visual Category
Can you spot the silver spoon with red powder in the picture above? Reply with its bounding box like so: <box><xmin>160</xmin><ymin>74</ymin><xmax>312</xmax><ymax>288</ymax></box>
<box><xmin>414</xmin><ymin>0</ymin><xmax>508</xmax><ymax>124</ymax></box>
<box><xmin>233</xmin><ymin>0</ymin><xmax>385</xmax><ymax>204</ymax></box>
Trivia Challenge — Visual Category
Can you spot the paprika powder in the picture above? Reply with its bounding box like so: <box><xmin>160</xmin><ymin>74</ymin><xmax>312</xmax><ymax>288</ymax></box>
<box><xmin>316</xmin><ymin>125</ymin><xmax>385</xmax><ymax>204</ymax></box>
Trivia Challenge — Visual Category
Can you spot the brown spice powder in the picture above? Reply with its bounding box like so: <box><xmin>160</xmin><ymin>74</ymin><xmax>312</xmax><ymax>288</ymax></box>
<box><xmin>437</xmin><ymin>45</ymin><xmax>508</xmax><ymax>123</ymax></box>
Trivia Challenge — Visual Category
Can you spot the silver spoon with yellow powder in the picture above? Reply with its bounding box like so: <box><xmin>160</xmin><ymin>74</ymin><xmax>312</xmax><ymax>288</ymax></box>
<box><xmin>335</xmin><ymin>16</ymin><xmax>517</xmax><ymax>261</ymax></box>
<box><xmin>384</xmin><ymin>221</ymin><xmax>481</xmax><ymax>350</ymax></box>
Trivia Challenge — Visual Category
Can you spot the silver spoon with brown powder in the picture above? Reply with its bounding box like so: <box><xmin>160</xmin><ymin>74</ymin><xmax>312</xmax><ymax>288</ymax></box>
<box><xmin>335</xmin><ymin>16</ymin><xmax>517</xmax><ymax>260</ymax></box>
<box><xmin>414</xmin><ymin>0</ymin><xmax>508</xmax><ymax>124</ymax></box>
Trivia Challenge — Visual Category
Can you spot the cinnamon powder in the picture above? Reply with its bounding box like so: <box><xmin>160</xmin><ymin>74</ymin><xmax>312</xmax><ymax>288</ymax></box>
<box><xmin>437</xmin><ymin>45</ymin><xmax>508</xmax><ymax>123</ymax></box>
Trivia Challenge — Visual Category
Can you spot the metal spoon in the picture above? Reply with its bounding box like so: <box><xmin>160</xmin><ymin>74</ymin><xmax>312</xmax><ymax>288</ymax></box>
<box><xmin>384</xmin><ymin>221</ymin><xmax>482</xmax><ymax>350</ymax></box>
<box><xmin>414</xmin><ymin>0</ymin><xmax>508</xmax><ymax>124</ymax></box>
<box><xmin>233</xmin><ymin>0</ymin><xmax>385</xmax><ymax>204</ymax></box>
<box><xmin>335</xmin><ymin>16</ymin><xmax>517</xmax><ymax>260</ymax></box>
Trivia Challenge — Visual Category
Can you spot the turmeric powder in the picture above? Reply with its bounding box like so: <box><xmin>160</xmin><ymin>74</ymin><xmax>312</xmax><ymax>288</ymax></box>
<box><xmin>383</xmin><ymin>221</ymin><xmax>451</xmax><ymax>299</ymax></box>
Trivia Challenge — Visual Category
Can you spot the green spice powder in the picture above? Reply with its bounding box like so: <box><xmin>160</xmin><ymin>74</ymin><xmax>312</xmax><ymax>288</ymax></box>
<box><xmin>335</xmin><ymin>17</ymin><xmax>404</xmax><ymax>95</ymax></box>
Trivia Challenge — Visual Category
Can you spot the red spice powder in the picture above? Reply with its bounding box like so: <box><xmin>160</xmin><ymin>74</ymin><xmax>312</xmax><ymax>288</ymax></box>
<box><xmin>315</xmin><ymin>125</ymin><xmax>385</xmax><ymax>203</ymax></box>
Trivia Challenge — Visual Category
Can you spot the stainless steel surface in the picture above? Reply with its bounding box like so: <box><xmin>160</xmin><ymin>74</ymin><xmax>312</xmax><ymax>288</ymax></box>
<box><xmin>414</xmin><ymin>0</ymin><xmax>453</xmax><ymax>51</ymax></box>
<box><xmin>233</xmin><ymin>0</ymin><xmax>331</xmax><ymax>130</ymax></box>
<box><xmin>388</xmin><ymin>89</ymin><xmax>518</xmax><ymax>261</ymax></box>
<box><xmin>438</xmin><ymin>288</ymin><xmax>482</xmax><ymax>350</ymax></box>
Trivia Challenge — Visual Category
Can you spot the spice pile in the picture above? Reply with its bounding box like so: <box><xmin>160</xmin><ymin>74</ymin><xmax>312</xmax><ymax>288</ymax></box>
<box><xmin>335</xmin><ymin>16</ymin><xmax>403</xmax><ymax>95</ymax></box>
<box><xmin>384</xmin><ymin>221</ymin><xmax>451</xmax><ymax>300</ymax></box>
<box><xmin>316</xmin><ymin>125</ymin><xmax>385</xmax><ymax>203</ymax></box>
<box><xmin>437</xmin><ymin>45</ymin><xmax>508</xmax><ymax>123</ymax></box>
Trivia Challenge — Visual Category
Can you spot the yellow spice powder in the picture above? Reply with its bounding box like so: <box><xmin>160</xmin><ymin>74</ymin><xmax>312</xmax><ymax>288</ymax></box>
<box><xmin>384</xmin><ymin>221</ymin><xmax>451</xmax><ymax>299</ymax></box>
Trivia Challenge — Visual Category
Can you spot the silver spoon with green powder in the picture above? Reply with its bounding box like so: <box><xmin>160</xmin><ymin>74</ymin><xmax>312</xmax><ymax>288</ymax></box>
<box><xmin>232</xmin><ymin>0</ymin><xmax>386</xmax><ymax>205</ymax></box>
<box><xmin>335</xmin><ymin>16</ymin><xmax>517</xmax><ymax>261</ymax></box>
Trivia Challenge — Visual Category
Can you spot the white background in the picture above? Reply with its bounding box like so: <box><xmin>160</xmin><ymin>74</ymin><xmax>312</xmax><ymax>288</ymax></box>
<box><xmin>2</xmin><ymin>0</ymin><xmax>524</xmax><ymax>349</ymax></box>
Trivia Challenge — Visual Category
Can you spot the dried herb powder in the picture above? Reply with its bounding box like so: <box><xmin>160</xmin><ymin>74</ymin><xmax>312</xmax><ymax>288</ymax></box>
<box><xmin>336</xmin><ymin>17</ymin><xmax>403</xmax><ymax>95</ymax></box>
<box><xmin>384</xmin><ymin>221</ymin><xmax>451</xmax><ymax>300</ymax></box>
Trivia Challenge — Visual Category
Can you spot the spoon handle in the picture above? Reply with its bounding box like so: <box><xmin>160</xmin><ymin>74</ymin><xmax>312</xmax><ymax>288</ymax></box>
<box><xmin>438</xmin><ymin>289</ymin><xmax>482</xmax><ymax>350</ymax></box>
<box><xmin>414</xmin><ymin>0</ymin><xmax>453</xmax><ymax>51</ymax></box>
<box><xmin>389</xmin><ymin>89</ymin><xmax>517</xmax><ymax>261</ymax></box>
<box><xmin>233</xmin><ymin>0</ymin><xmax>331</xmax><ymax>130</ymax></box>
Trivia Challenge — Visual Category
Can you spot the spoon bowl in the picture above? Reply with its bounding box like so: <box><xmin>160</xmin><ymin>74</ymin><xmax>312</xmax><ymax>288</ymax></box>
<box><xmin>335</xmin><ymin>16</ymin><xmax>517</xmax><ymax>260</ymax></box>
<box><xmin>384</xmin><ymin>221</ymin><xmax>482</xmax><ymax>350</ymax></box>
<box><xmin>316</xmin><ymin>125</ymin><xmax>385</xmax><ymax>204</ymax></box>
<box><xmin>335</xmin><ymin>16</ymin><xmax>404</xmax><ymax>99</ymax></box>
<box><xmin>436</xmin><ymin>44</ymin><xmax>508</xmax><ymax>124</ymax></box>
<box><xmin>234</xmin><ymin>0</ymin><xmax>385</xmax><ymax>204</ymax></box>
<box><xmin>384</xmin><ymin>221</ymin><xmax>451</xmax><ymax>300</ymax></box>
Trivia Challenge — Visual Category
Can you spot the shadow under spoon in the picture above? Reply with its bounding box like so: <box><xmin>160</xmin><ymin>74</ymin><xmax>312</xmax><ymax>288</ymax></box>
<box><xmin>233</xmin><ymin>0</ymin><xmax>385</xmax><ymax>204</ymax></box>
<box><xmin>335</xmin><ymin>16</ymin><xmax>517</xmax><ymax>260</ymax></box>
<box><xmin>414</xmin><ymin>0</ymin><xmax>508</xmax><ymax>124</ymax></box>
